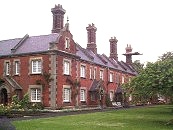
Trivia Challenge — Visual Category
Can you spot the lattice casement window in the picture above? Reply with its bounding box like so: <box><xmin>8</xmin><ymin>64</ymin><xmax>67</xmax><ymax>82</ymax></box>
<box><xmin>109</xmin><ymin>72</ymin><xmax>113</xmax><ymax>82</ymax></box>
<box><xmin>5</xmin><ymin>61</ymin><xmax>10</xmax><ymax>76</ymax></box>
<box><xmin>30</xmin><ymin>88</ymin><xmax>41</xmax><ymax>102</ymax></box>
<box><xmin>31</xmin><ymin>59</ymin><xmax>42</xmax><ymax>74</ymax></box>
<box><xmin>14</xmin><ymin>60</ymin><xmax>20</xmax><ymax>75</ymax></box>
<box><xmin>63</xmin><ymin>59</ymin><xmax>71</xmax><ymax>75</ymax></box>
<box><xmin>80</xmin><ymin>65</ymin><xmax>86</xmax><ymax>78</ymax></box>
<box><xmin>80</xmin><ymin>89</ymin><xmax>86</xmax><ymax>102</ymax></box>
<box><xmin>100</xmin><ymin>69</ymin><xmax>104</xmax><ymax>80</ymax></box>
<box><xmin>65</xmin><ymin>37</ymin><xmax>70</xmax><ymax>49</ymax></box>
<box><xmin>110</xmin><ymin>91</ymin><xmax>114</xmax><ymax>101</ymax></box>
<box><xmin>63</xmin><ymin>87</ymin><xmax>71</xmax><ymax>102</ymax></box>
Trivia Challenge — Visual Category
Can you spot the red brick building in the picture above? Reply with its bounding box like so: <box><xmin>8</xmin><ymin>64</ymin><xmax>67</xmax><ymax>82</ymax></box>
<box><xmin>0</xmin><ymin>4</ymin><xmax>138</xmax><ymax>109</ymax></box>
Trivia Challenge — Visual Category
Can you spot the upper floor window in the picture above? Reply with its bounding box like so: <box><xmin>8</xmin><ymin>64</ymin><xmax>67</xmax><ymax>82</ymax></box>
<box><xmin>5</xmin><ymin>62</ymin><xmax>10</xmax><ymax>76</ymax></box>
<box><xmin>63</xmin><ymin>60</ymin><xmax>71</xmax><ymax>75</ymax></box>
<box><xmin>65</xmin><ymin>37</ymin><xmax>70</xmax><ymax>49</ymax></box>
<box><xmin>89</xmin><ymin>67</ymin><xmax>92</xmax><ymax>79</ymax></box>
<box><xmin>122</xmin><ymin>76</ymin><xmax>125</xmax><ymax>84</ymax></box>
<box><xmin>116</xmin><ymin>73</ymin><xmax>120</xmax><ymax>83</ymax></box>
<box><xmin>93</xmin><ymin>68</ymin><xmax>97</xmax><ymax>79</ymax></box>
<box><xmin>32</xmin><ymin>59</ymin><xmax>42</xmax><ymax>74</ymax></box>
<box><xmin>109</xmin><ymin>72</ymin><xmax>113</xmax><ymax>82</ymax></box>
<box><xmin>100</xmin><ymin>70</ymin><xmax>104</xmax><ymax>80</ymax></box>
<box><xmin>14</xmin><ymin>61</ymin><xmax>20</xmax><ymax>75</ymax></box>
<box><xmin>80</xmin><ymin>65</ymin><xmax>86</xmax><ymax>78</ymax></box>
<box><xmin>30</xmin><ymin>88</ymin><xmax>41</xmax><ymax>102</ymax></box>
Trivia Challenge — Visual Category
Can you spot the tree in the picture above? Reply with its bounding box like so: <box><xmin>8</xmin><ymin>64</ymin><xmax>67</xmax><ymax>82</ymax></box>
<box><xmin>124</xmin><ymin>52</ymin><xmax>173</xmax><ymax>104</ymax></box>
<box><xmin>132</xmin><ymin>60</ymin><xmax>144</xmax><ymax>74</ymax></box>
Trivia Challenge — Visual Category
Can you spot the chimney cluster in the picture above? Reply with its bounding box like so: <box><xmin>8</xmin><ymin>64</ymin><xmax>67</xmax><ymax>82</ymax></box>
<box><xmin>51</xmin><ymin>4</ymin><xmax>66</xmax><ymax>33</ymax></box>
<box><xmin>51</xmin><ymin>4</ymin><xmax>140</xmax><ymax>65</ymax></box>
<box><xmin>86</xmin><ymin>23</ymin><xmax>97</xmax><ymax>54</ymax></box>
<box><xmin>109</xmin><ymin>37</ymin><xmax>118</xmax><ymax>61</ymax></box>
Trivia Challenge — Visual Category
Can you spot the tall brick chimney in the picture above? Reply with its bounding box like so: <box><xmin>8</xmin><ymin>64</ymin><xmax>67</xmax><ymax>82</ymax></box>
<box><xmin>86</xmin><ymin>23</ymin><xmax>97</xmax><ymax>54</ymax></box>
<box><xmin>109</xmin><ymin>37</ymin><xmax>118</xmax><ymax>61</ymax></box>
<box><xmin>123</xmin><ymin>44</ymin><xmax>142</xmax><ymax>65</ymax></box>
<box><xmin>51</xmin><ymin>4</ymin><xmax>66</xmax><ymax>33</ymax></box>
<box><xmin>125</xmin><ymin>44</ymin><xmax>133</xmax><ymax>65</ymax></box>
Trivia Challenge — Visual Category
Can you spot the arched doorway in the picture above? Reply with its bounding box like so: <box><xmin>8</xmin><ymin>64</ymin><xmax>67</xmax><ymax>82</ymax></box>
<box><xmin>0</xmin><ymin>88</ymin><xmax>8</xmax><ymax>105</ymax></box>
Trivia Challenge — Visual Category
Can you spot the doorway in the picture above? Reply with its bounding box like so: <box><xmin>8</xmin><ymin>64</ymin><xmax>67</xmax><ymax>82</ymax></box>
<box><xmin>0</xmin><ymin>88</ymin><xmax>8</xmax><ymax>105</ymax></box>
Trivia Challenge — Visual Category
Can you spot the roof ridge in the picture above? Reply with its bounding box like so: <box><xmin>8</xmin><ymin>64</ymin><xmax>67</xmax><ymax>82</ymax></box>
<box><xmin>11</xmin><ymin>34</ymin><xmax>29</xmax><ymax>53</ymax></box>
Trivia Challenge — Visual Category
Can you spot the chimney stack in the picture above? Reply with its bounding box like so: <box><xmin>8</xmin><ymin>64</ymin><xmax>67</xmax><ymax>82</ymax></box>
<box><xmin>86</xmin><ymin>23</ymin><xmax>97</xmax><ymax>54</ymax></box>
<box><xmin>109</xmin><ymin>36</ymin><xmax>118</xmax><ymax>60</ymax></box>
<box><xmin>51</xmin><ymin>4</ymin><xmax>66</xmax><ymax>33</ymax></box>
<box><xmin>125</xmin><ymin>44</ymin><xmax>133</xmax><ymax>65</ymax></box>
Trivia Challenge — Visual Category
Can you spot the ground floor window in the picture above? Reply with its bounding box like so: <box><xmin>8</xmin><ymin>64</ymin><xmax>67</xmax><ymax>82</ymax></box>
<box><xmin>110</xmin><ymin>91</ymin><xmax>114</xmax><ymax>101</ymax></box>
<box><xmin>30</xmin><ymin>88</ymin><xmax>41</xmax><ymax>102</ymax></box>
<box><xmin>80</xmin><ymin>89</ymin><xmax>86</xmax><ymax>102</ymax></box>
<box><xmin>63</xmin><ymin>88</ymin><xmax>71</xmax><ymax>102</ymax></box>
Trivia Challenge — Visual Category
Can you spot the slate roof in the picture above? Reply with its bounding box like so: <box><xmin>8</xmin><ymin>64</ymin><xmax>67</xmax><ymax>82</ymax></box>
<box><xmin>76</xmin><ymin>43</ymin><xmax>137</xmax><ymax>75</ymax></box>
<box><xmin>0</xmin><ymin>33</ymin><xmax>59</xmax><ymax>56</ymax></box>
<box><xmin>0</xmin><ymin>33</ymin><xmax>137</xmax><ymax>75</ymax></box>
<box><xmin>89</xmin><ymin>79</ymin><xmax>103</xmax><ymax>92</ymax></box>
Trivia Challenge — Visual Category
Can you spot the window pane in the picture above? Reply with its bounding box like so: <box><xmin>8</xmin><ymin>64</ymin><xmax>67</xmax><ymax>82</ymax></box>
<box><xmin>6</xmin><ymin>62</ymin><xmax>10</xmax><ymax>75</ymax></box>
<box><xmin>32</xmin><ymin>60</ymin><xmax>41</xmax><ymax>74</ymax></box>
<box><xmin>80</xmin><ymin>89</ymin><xmax>86</xmax><ymax>101</ymax></box>
<box><xmin>64</xmin><ymin>88</ymin><xmax>70</xmax><ymax>102</ymax></box>
<box><xmin>110</xmin><ymin>91</ymin><xmax>114</xmax><ymax>101</ymax></box>
<box><xmin>64</xmin><ymin>61</ymin><xmax>70</xmax><ymax>75</ymax></box>
<box><xmin>110</xmin><ymin>73</ymin><xmax>113</xmax><ymax>82</ymax></box>
<box><xmin>80</xmin><ymin>65</ymin><xmax>85</xmax><ymax>78</ymax></box>
<box><xmin>15</xmin><ymin>61</ymin><xmax>19</xmax><ymax>74</ymax></box>
<box><xmin>31</xmin><ymin>88</ymin><xmax>41</xmax><ymax>102</ymax></box>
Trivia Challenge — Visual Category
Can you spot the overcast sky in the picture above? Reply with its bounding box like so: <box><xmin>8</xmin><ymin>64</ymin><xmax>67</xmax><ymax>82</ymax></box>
<box><xmin>0</xmin><ymin>0</ymin><xmax>173</xmax><ymax>64</ymax></box>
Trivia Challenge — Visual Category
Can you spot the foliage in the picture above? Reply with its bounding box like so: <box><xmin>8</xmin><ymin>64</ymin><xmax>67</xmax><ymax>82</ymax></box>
<box><xmin>105</xmin><ymin>94</ymin><xmax>112</xmax><ymax>107</ymax></box>
<box><xmin>66</xmin><ymin>77</ymin><xmax>81</xmax><ymax>106</ymax></box>
<box><xmin>132</xmin><ymin>60</ymin><xmax>144</xmax><ymax>74</ymax></box>
<box><xmin>13</xmin><ymin>105</ymin><xmax>173</xmax><ymax>130</ymax></box>
<box><xmin>158</xmin><ymin>51</ymin><xmax>173</xmax><ymax>61</ymax></box>
<box><xmin>124</xmin><ymin>52</ymin><xmax>173</xmax><ymax>104</ymax></box>
<box><xmin>0</xmin><ymin>94</ymin><xmax>44</xmax><ymax>116</ymax></box>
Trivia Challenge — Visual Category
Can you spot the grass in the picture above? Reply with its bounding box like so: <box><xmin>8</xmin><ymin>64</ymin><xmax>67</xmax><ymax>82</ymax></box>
<box><xmin>13</xmin><ymin>105</ymin><xmax>173</xmax><ymax>130</ymax></box>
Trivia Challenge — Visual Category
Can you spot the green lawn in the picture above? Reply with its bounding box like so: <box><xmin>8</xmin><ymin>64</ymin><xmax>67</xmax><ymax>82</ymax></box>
<box><xmin>13</xmin><ymin>105</ymin><xmax>173</xmax><ymax>130</ymax></box>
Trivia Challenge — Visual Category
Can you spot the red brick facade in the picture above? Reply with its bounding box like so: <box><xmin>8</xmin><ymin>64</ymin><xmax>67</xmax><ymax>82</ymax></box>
<box><xmin>0</xmin><ymin>4</ymin><xmax>138</xmax><ymax>109</ymax></box>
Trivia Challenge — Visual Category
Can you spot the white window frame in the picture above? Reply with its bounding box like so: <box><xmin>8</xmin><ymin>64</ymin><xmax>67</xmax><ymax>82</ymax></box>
<box><xmin>31</xmin><ymin>59</ymin><xmax>42</xmax><ymax>74</ymax></box>
<box><xmin>80</xmin><ymin>89</ymin><xmax>86</xmax><ymax>102</ymax></box>
<box><xmin>89</xmin><ymin>67</ymin><xmax>92</xmax><ymax>79</ymax></box>
<box><xmin>110</xmin><ymin>91</ymin><xmax>114</xmax><ymax>101</ymax></box>
<box><xmin>63</xmin><ymin>59</ymin><xmax>71</xmax><ymax>75</ymax></box>
<box><xmin>5</xmin><ymin>62</ymin><xmax>10</xmax><ymax>76</ymax></box>
<box><xmin>109</xmin><ymin>72</ymin><xmax>113</xmax><ymax>82</ymax></box>
<box><xmin>80</xmin><ymin>65</ymin><xmax>86</xmax><ymax>78</ymax></box>
<box><xmin>100</xmin><ymin>70</ymin><xmax>104</xmax><ymax>80</ymax></box>
<box><xmin>63</xmin><ymin>87</ymin><xmax>71</xmax><ymax>102</ymax></box>
<box><xmin>15</xmin><ymin>61</ymin><xmax>20</xmax><ymax>75</ymax></box>
<box><xmin>93</xmin><ymin>68</ymin><xmax>97</xmax><ymax>79</ymax></box>
<box><xmin>65</xmin><ymin>37</ymin><xmax>70</xmax><ymax>49</ymax></box>
<box><xmin>122</xmin><ymin>76</ymin><xmax>125</xmax><ymax>84</ymax></box>
<box><xmin>30</xmin><ymin>88</ymin><xmax>41</xmax><ymax>102</ymax></box>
